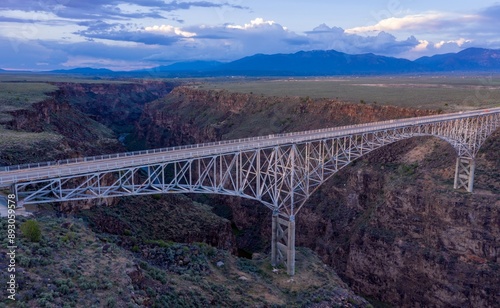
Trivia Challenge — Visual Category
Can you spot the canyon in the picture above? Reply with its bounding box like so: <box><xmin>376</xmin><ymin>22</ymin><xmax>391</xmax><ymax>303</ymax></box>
<box><xmin>1</xmin><ymin>81</ymin><xmax>499</xmax><ymax>307</ymax></box>
<box><xmin>130</xmin><ymin>86</ymin><xmax>500</xmax><ymax>307</ymax></box>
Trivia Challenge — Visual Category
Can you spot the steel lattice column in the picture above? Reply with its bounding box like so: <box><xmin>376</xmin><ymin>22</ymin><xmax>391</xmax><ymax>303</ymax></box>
<box><xmin>271</xmin><ymin>210</ymin><xmax>296</xmax><ymax>275</ymax></box>
<box><xmin>454</xmin><ymin>157</ymin><xmax>476</xmax><ymax>192</ymax></box>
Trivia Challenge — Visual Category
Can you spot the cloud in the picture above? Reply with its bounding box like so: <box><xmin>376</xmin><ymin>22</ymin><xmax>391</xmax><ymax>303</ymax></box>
<box><xmin>479</xmin><ymin>4</ymin><xmax>500</xmax><ymax>20</ymax></box>
<box><xmin>145</xmin><ymin>24</ymin><xmax>196</xmax><ymax>37</ymax></box>
<box><xmin>0</xmin><ymin>37</ymin><xmax>68</xmax><ymax>70</ymax></box>
<box><xmin>434</xmin><ymin>38</ymin><xmax>471</xmax><ymax>49</ymax></box>
<box><xmin>141</xmin><ymin>20</ymin><xmax>424</xmax><ymax>65</ymax></box>
<box><xmin>341</xmin><ymin>6</ymin><xmax>500</xmax><ymax>58</ymax></box>
<box><xmin>226</xmin><ymin>18</ymin><xmax>277</xmax><ymax>30</ymax></box>
<box><xmin>75</xmin><ymin>21</ymin><xmax>196</xmax><ymax>45</ymax></box>
<box><xmin>0</xmin><ymin>0</ymin><xmax>248</xmax><ymax>21</ymax></box>
<box><xmin>3</xmin><ymin>3</ymin><xmax>500</xmax><ymax>70</ymax></box>
<box><xmin>138</xmin><ymin>18</ymin><xmax>304</xmax><ymax>63</ymax></box>
<box><xmin>399</xmin><ymin>38</ymin><xmax>477</xmax><ymax>60</ymax></box>
<box><xmin>345</xmin><ymin>7</ymin><xmax>499</xmax><ymax>42</ymax></box>
<box><xmin>305</xmin><ymin>24</ymin><xmax>419</xmax><ymax>56</ymax></box>
<box><xmin>412</xmin><ymin>40</ymin><xmax>429</xmax><ymax>52</ymax></box>
<box><xmin>0</xmin><ymin>35</ymin><xmax>166</xmax><ymax>70</ymax></box>
<box><xmin>346</xmin><ymin>13</ymin><xmax>449</xmax><ymax>33</ymax></box>
<box><xmin>0</xmin><ymin>17</ymin><xmax>428</xmax><ymax>69</ymax></box>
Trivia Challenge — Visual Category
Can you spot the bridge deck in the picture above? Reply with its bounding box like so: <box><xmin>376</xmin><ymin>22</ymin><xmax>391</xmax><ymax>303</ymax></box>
<box><xmin>0</xmin><ymin>107</ymin><xmax>498</xmax><ymax>187</ymax></box>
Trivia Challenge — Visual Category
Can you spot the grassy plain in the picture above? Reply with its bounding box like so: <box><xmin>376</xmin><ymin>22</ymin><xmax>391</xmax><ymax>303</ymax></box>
<box><xmin>0</xmin><ymin>82</ymin><xmax>57</xmax><ymax>116</ymax></box>
<box><xmin>0</xmin><ymin>74</ymin><xmax>132</xmax><ymax>123</ymax></box>
<box><xmin>0</xmin><ymin>73</ymin><xmax>131</xmax><ymax>84</ymax></box>
<box><xmin>199</xmin><ymin>75</ymin><xmax>500</xmax><ymax>111</ymax></box>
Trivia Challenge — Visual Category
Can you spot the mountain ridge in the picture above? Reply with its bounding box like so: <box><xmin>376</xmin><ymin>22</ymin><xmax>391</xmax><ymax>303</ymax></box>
<box><xmin>2</xmin><ymin>47</ymin><xmax>500</xmax><ymax>76</ymax></box>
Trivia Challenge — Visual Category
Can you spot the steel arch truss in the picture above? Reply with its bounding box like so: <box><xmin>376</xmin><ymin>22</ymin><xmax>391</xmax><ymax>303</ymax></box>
<box><xmin>15</xmin><ymin>112</ymin><xmax>500</xmax><ymax>212</ymax></box>
<box><xmin>13</xmin><ymin>111</ymin><xmax>500</xmax><ymax>275</ymax></box>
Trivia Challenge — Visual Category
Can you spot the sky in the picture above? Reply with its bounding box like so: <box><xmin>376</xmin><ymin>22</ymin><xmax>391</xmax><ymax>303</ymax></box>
<box><xmin>1</xmin><ymin>0</ymin><xmax>500</xmax><ymax>70</ymax></box>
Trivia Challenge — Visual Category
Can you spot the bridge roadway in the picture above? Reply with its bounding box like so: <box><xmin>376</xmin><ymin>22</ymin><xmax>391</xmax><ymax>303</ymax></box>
<box><xmin>0</xmin><ymin>107</ymin><xmax>499</xmax><ymax>187</ymax></box>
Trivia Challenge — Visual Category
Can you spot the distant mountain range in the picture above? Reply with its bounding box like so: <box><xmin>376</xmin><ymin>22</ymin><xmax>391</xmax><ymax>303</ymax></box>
<box><xmin>49</xmin><ymin>67</ymin><xmax>115</xmax><ymax>75</ymax></box>
<box><xmin>413</xmin><ymin>48</ymin><xmax>500</xmax><ymax>71</ymax></box>
<box><xmin>216</xmin><ymin>50</ymin><xmax>418</xmax><ymax>75</ymax></box>
<box><xmin>3</xmin><ymin>47</ymin><xmax>500</xmax><ymax>77</ymax></box>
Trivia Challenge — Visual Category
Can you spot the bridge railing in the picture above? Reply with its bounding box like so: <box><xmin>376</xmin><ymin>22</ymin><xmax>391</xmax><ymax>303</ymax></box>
<box><xmin>0</xmin><ymin>108</ymin><xmax>496</xmax><ymax>173</ymax></box>
<box><xmin>0</xmin><ymin>119</ymin><xmax>408</xmax><ymax>172</ymax></box>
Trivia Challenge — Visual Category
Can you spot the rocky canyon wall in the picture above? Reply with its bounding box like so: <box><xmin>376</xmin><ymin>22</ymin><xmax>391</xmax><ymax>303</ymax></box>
<box><xmin>3</xmin><ymin>82</ymin><xmax>498</xmax><ymax>307</ymax></box>
<box><xmin>132</xmin><ymin>87</ymin><xmax>500</xmax><ymax>307</ymax></box>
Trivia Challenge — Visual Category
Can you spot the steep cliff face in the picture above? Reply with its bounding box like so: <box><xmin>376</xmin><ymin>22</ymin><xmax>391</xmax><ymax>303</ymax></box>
<box><xmin>53</xmin><ymin>81</ymin><xmax>177</xmax><ymax>136</ymax></box>
<box><xmin>2</xmin><ymin>97</ymin><xmax>122</xmax><ymax>165</ymax></box>
<box><xmin>132</xmin><ymin>87</ymin><xmax>500</xmax><ymax>307</ymax></box>
<box><xmin>0</xmin><ymin>81</ymin><xmax>177</xmax><ymax>213</ymax></box>
<box><xmin>133</xmin><ymin>87</ymin><xmax>435</xmax><ymax>149</ymax></box>
<box><xmin>1</xmin><ymin>81</ymin><xmax>176</xmax><ymax>164</ymax></box>
<box><xmin>297</xmin><ymin>134</ymin><xmax>500</xmax><ymax>307</ymax></box>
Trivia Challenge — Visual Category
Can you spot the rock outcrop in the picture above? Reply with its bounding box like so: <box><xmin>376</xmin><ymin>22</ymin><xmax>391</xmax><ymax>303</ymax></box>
<box><xmin>53</xmin><ymin>81</ymin><xmax>177</xmax><ymax>133</ymax></box>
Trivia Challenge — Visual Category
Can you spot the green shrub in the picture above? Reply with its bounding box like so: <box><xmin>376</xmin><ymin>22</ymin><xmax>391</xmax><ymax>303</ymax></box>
<box><xmin>20</xmin><ymin>220</ymin><xmax>41</xmax><ymax>242</ymax></box>
<box><xmin>61</xmin><ymin>232</ymin><xmax>74</xmax><ymax>242</ymax></box>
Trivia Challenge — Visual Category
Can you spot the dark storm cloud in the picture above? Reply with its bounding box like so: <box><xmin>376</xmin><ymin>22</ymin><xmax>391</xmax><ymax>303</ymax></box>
<box><xmin>87</xmin><ymin>30</ymin><xmax>181</xmax><ymax>45</ymax></box>
<box><xmin>77</xmin><ymin>28</ymin><xmax>183</xmax><ymax>45</ymax></box>
<box><xmin>0</xmin><ymin>0</ymin><xmax>248</xmax><ymax>20</ymax></box>
<box><xmin>76</xmin><ymin>20</ymin><xmax>125</xmax><ymax>32</ymax></box>
<box><xmin>160</xmin><ymin>1</ymin><xmax>247</xmax><ymax>10</ymax></box>
<box><xmin>74</xmin><ymin>20</ymin><xmax>193</xmax><ymax>45</ymax></box>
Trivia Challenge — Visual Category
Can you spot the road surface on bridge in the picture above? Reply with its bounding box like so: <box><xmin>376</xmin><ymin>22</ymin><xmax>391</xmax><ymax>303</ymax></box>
<box><xmin>0</xmin><ymin>107</ymin><xmax>498</xmax><ymax>187</ymax></box>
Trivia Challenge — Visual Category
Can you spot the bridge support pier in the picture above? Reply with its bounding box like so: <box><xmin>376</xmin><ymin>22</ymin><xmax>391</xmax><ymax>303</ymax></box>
<box><xmin>271</xmin><ymin>210</ymin><xmax>296</xmax><ymax>276</ymax></box>
<box><xmin>454</xmin><ymin>157</ymin><xmax>475</xmax><ymax>192</ymax></box>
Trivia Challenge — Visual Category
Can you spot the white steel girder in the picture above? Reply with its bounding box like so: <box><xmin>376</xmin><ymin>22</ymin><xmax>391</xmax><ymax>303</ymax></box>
<box><xmin>11</xmin><ymin>111</ymin><xmax>500</xmax><ymax>275</ymax></box>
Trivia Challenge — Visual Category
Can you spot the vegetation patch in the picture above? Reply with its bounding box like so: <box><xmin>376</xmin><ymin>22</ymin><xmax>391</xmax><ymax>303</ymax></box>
<box><xmin>20</xmin><ymin>219</ymin><xmax>42</xmax><ymax>242</ymax></box>
<box><xmin>0</xmin><ymin>82</ymin><xmax>57</xmax><ymax>113</ymax></box>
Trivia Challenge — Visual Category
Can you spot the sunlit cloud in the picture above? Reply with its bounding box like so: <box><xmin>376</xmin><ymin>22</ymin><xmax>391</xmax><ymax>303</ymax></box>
<box><xmin>434</xmin><ymin>38</ymin><xmax>472</xmax><ymax>49</ymax></box>
<box><xmin>226</xmin><ymin>18</ymin><xmax>277</xmax><ymax>30</ymax></box>
<box><xmin>346</xmin><ymin>12</ymin><xmax>449</xmax><ymax>33</ymax></box>
<box><xmin>145</xmin><ymin>25</ymin><xmax>196</xmax><ymax>37</ymax></box>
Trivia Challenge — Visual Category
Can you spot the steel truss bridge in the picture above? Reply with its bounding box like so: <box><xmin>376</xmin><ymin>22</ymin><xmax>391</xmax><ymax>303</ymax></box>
<box><xmin>1</xmin><ymin>107</ymin><xmax>499</xmax><ymax>275</ymax></box>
